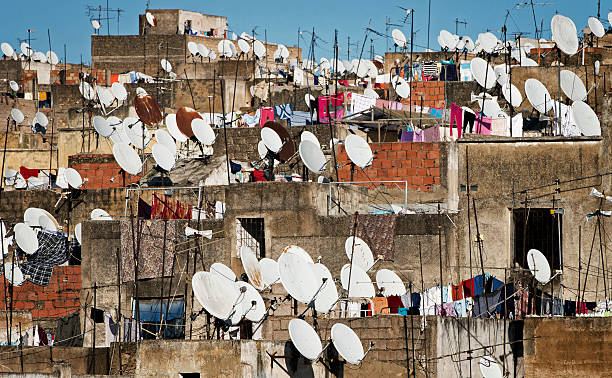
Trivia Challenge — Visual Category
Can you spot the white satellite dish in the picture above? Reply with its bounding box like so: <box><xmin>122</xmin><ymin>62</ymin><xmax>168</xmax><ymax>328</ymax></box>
<box><xmin>217</xmin><ymin>40</ymin><xmax>234</xmax><ymax>58</ymax></box>
<box><xmin>376</xmin><ymin>269</ymin><xmax>406</xmax><ymax>297</ymax></box>
<box><xmin>257</xmin><ymin>140</ymin><xmax>268</xmax><ymax>159</ymax></box>
<box><xmin>439</xmin><ymin>30</ymin><xmax>453</xmax><ymax>49</ymax></box>
<box><xmin>24</xmin><ymin>208</ymin><xmax>47</xmax><ymax>228</ymax></box>
<box><xmin>281</xmin><ymin>245</ymin><xmax>314</xmax><ymax>263</ymax></box>
<box><xmin>192</xmin><ymin>118</ymin><xmax>216</xmax><ymax>145</ymax></box>
<box><xmin>91</xmin><ymin>208</ymin><xmax>112</xmax><ymax>220</ymax></box>
<box><xmin>331</xmin><ymin>323</ymin><xmax>365</xmax><ymax>365</ymax></box>
<box><xmin>187</xmin><ymin>41</ymin><xmax>199</xmax><ymax>56</ymax></box>
<box><xmin>356</xmin><ymin>59</ymin><xmax>370</xmax><ymax>78</ymax></box>
<box><xmin>259</xmin><ymin>258</ymin><xmax>280</xmax><ymax>287</ymax></box>
<box><xmin>345</xmin><ymin>134</ymin><xmax>373</xmax><ymax>169</ymax></box>
<box><xmin>278</xmin><ymin>249</ymin><xmax>319</xmax><ymax>304</ymax></box>
<box><xmin>238</xmin><ymin>39</ymin><xmax>250</xmax><ymax>54</ymax></box>
<box><xmin>261</xmin><ymin>127</ymin><xmax>282</xmax><ymax>153</ymax></box>
<box><xmin>493</xmin><ymin>64</ymin><xmax>509</xmax><ymax>86</ymax></box>
<box><xmin>75</xmin><ymin>223</ymin><xmax>82</xmax><ymax>244</ymax></box>
<box><xmin>20</xmin><ymin>42</ymin><xmax>32</xmax><ymax>56</ymax></box>
<box><xmin>299</xmin><ymin>140</ymin><xmax>327</xmax><ymax>174</ymax></box>
<box><xmin>527</xmin><ymin>248</ymin><xmax>551</xmax><ymax>284</ymax></box>
<box><xmin>470</xmin><ymin>58</ymin><xmax>496</xmax><ymax>89</ymax></box>
<box><xmin>38</xmin><ymin>214</ymin><xmax>57</xmax><ymax>232</ymax></box>
<box><xmin>79</xmin><ymin>81</ymin><xmax>95</xmax><ymax>101</ymax></box>
<box><xmin>312</xmin><ymin>263</ymin><xmax>338</xmax><ymax>313</ymax></box>
<box><xmin>112</xmin><ymin>143</ymin><xmax>142</xmax><ymax>175</ymax></box>
<box><xmin>525</xmin><ymin>78</ymin><xmax>553</xmax><ymax>113</ymax></box>
<box><xmin>165</xmin><ymin>113</ymin><xmax>188</xmax><ymax>143</ymax></box>
<box><xmin>364</xmin><ymin>88</ymin><xmax>379</xmax><ymax>99</ymax></box>
<box><xmin>210</xmin><ymin>262</ymin><xmax>237</xmax><ymax>282</ymax></box>
<box><xmin>289</xmin><ymin>318</ymin><xmax>322</xmax><ymax>361</ymax></box>
<box><xmin>155</xmin><ymin>129</ymin><xmax>176</xmax><ymax>156</ymax></box>
<box><xmin>551</xmin><ymin>14</ymin><xmax>578</xmax><ymax>55</ymax></box>
<box><xmin>587</xmin><ymin>17</ymin><xmax>605</xmax><ymax>39</ymax></box>
<box><xmin>392</xmin><ymin>76</ymin><xmax>410</xmax><ymax>98</ymax></box>
<box><xmin>501</xmin><ymin>82</ymin><xmax>523</xmax><ymax>108</ymax></box>
<box><xmin>305</xmin><ymin>93</ymin><xmax>315</xmax><ymax>107</ymax></box>
<box><xmin>479</xmin><ymin>356</ymin><xmax>503</xmax><ymax>378</ymax></box>
<box><xmin>11</xmin><ymin>109</ymin><xmax>24</xmax><ymax>123</ymax></box>
<box><xmin>253</xmin><ymin>40</ymin><xmax>266</xmax><ymax>58</ymax></box>
<box><xmin>240</xmin><ymin>245</ymin><xmax>265</xmax><ymax>290</ymax></box>
<box><xmin>572</xmin><ymin>101</ymin><xmax>601</xmax><ymax>136</ymax></box>
<box><xmin>342</xmin><ymin>59</ymin><xmax>353</xmax><ymax>72</ymax></box>
<box><xmin>91</xmin><ymin>20</ymin><xmax>101</xmax><ymax>30</ymax></box>
<box><xmin>93</xmin><ymin>116</ymin><xmax>112</xmax><ymax>137</ymax></box>
<box><xmin>152</xmin><ymin>143</ymin><xmax>175</xmax><ymax>171</ymax></box>
<box><xmin>463</xmin><ymin>36</ymin><xmax>475</xmax><ymax>51</ymax></box>
<box><xmin>46</xmin><ymin>51</ymin><xmax>59</xmax><ymax>65</ymax></box>
<box><xmin>9</xmin><ymin>81</ymin><xmax>19</xmax><ymax>92</ymax></box>
<box><xmin>340</xmin><ymin>263</ymin><xmax>375</xmax><ymax>298</ymax></box>
<box><xmin>520</xmin><ymin>57</ymin><xmax>538</xmax><ymax>67</ymax></box>
<box><xmin>64</xmin><ymin>168</ymin><xmax>83</xmax><ymax>189</ymax></box>
<box><xmin>196</xmin><ymin>43</ymin><xmax>209</xmax><ymax>58</ymax></box>
<box><xmin>1</xmin><ymin>42</ymin><xmax>14</xmax><ymax>57</ymax></box>
<box><xmin>192</xmin><ymin>271</ymin><xmax>241</xmax><ymax>320</ymax></box>
<box><xmin>160</xmin><ymin>59</ymin><xmax>172</xmax><ymax>73</ymax></box>
<box><xmin>391</xmin><ymin>29</ymin><xmax>407</xmax><ymax>47</ymax></box>
<box><xmin>478</xmin><ymin>99</ymin><xmax>501</xmax><ymax>118</ymax></box>
<box><xmin>109</xmin><ymin>118</ymin><xmax>130</xmax><ymax>145</ymax></box>
<box><xmin>14</xmin><ymin>223</ymin><xmax>38</xmax><ymax>255</ymax></box>
<box><xmin>344</xmin><ymin>236</ymin><xmax>374</xmax><ymax>271</ymax></box>
<box><xmin>3</xmin><ymin>262</ymin><xmax>24</xmax><ymax>286</ymax></box>
<box><xmin>111</xmin><ymin>82</ymin><xmax>127</xmax><ymax>102</ymax></box>
<box><xmin>301</xmin><ymin>131</ymin><xmax>320</xmax><ymax>149</ymax></box>
<box><xmin>595</xmin><ymin>61</ymin><xmax>600</xmax><ymax>76</ymax></box>
<box><xmin>560</xmin><ymin>70</ymin><xmax>587</xmax><ymax>101</ymax></box>
<box><xmin>478</xmin><ymin>32</ymin><xmax>498</xmax><ymax>53</ymax></box>
<box><xmin>124</xmin><ymin>117</ymin><xmax>151</xmax><ymax>149</ymax></box>
<box><xmin>236</xmin><ymin>281</ymin><xmax>266</xmax><ymax>322</ymax></box>
<box><xmin>145</xmin><ymin>12</ymin><xmax>156</xmax><ymax>27</ymax></box>
<box><xmin>96</xmin><ymin>87</ymin><xmax>114</xmax><ymax>107</ymax></box>
<box><xmin>33</xmin><ymin>112</ymin><xmax>49</xmax><ymax>128</ymax></box>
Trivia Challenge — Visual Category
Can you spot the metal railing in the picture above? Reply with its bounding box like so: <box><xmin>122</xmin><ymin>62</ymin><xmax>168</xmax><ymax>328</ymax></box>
<box><xmin>327</xmin><ymin>180</ymin><xmax>408</xmax><ymax>215</ymax></box>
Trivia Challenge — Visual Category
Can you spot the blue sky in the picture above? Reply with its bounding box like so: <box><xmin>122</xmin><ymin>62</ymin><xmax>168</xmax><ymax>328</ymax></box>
<box><xmin>0</xmin><ymin>0</ymin><xmax>609</xmax><ymax>64</ymax></box>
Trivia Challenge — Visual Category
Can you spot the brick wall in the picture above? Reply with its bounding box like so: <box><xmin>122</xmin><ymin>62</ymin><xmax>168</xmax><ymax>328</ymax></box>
<box><xmin>336</xmin><ymin>142</ymin><xmax>440</xmax><ymax>191</ymax></box>
<box><xmin>68</xmin><ymin>154</ymin><xmax>141</xmax><ymax>189</ymax></box>
<box><xmin>0</xmin><ymin>266</ymin><xmax>81</xmax><ymax>319</ymax></box>
<box><xmin>50</xmin><ymin>69</ymin><xmax>107</xmax><ymax>86</ymax></box>
<box><xmin>400</xmin><ymin>81</ymin><xmax>445</xmax><ymax>109</ymax></box>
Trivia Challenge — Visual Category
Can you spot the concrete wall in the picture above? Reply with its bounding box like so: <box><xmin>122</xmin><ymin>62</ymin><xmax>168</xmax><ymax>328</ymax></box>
<box><xmin>139</xmin><ymin>9</ymin><xmax>227</xmax><ymax>37</ymax></box>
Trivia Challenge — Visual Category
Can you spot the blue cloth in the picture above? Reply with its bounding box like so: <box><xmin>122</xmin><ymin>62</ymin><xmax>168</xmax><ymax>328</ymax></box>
<box><xmin>288</xmin><ymin>111</ymin><xmax>315</xmax><ymax>126</ymax></box>
<box><xmin>428</xmin><ymin>108</ymin><xmax>443</xmax><ymax>118</ymax></box>
<box><xmin>274</xmin><ymin>104</ymin><xmax>293</xmax><ymax>120</ymax></box>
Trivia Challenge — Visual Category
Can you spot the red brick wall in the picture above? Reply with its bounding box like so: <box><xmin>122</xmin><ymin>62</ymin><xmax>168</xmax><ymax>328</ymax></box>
<box><xmin>400</xmin><ymin>81</ymin><xmax>445</xmax><ymax>109</ymax></box>
<box><xmin>68</xmin><ymin>154</ymin><xmax>140</xmax><ymax>189</ymax></box>
<box><xmin>0</xmin><ymin>266</ymin><xmax>81</xmax><ymax>319</ymax></box>
<box><xmin>336</xmin><ymin>142</ymin><xmax>440</xmax><ymax>192</ymax></box>
<box><xmin>50</xmin><ymin>69</ymin><xmax>107</xmax><ymax>85</ymax></box>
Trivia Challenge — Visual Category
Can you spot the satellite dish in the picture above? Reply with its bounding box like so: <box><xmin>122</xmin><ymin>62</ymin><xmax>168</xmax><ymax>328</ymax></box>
<box><xmin>278</xmin><ymin>249</ymin><xmax>319</xmax><ymax>304</ymax></box>
<box><xmin>165</xmin><ymin>113</ymin><xmax>187</xmax><ymax>143</ymax></box>
<box><xmin>253</xmin><ymin>40</ymin><xmax>266</xmax><ymax>59</ymax></box>
<box><xmin>24</xmin><ymin>207</ymin><xmax>47</xmax><ymax>228</ymax></box>
<box><xmin>478</xmin><ymin>32</ymin><xmax>498</xmax><ymax>53</ymax></box>
<box><xmin>376</xmin><ymin>269</ymin><xmax>406</xmax><ymax>297</ymax></box>
<box><xmin>261</xmin><ymin>127</ymin><xmax>282</xmax><ymax>153</ymax></box>
<box><xmin>14</xmin><ymin>223</ymin><xmax>38</xmax><ymax>255</ymax></box>
<box><xmin>112</xmin><ymin>143</ymin><xmax>142</xmax><ymax>175</ymax></box>
<box><xmin>470</xmin><ymin>58</ymin><xmax>496</xmax><ymax>89</ymax></box>
<box><xmin>96</xmin><ymin>87</ymin><xmax>114</xmax><ymax>107</ymax></box>
<box><xmin>187</xmin><ymin>41</ymin><xmax>199</xmax><ymax>56</ymax></box>
<box><xmin>1</xmin><ymin>42</ymin><xmax>14</xmax><ymax>57</ymax></box>
<box><xmin>305</xmin><ymin>93</ymin><xmax>315</xmax><ymax>108</ymax></box>
<box><xmin>257</xmin><ymin>140</ymin><xmax>268</xmax><ymax>159</ymax></box>
<box><xmin>9</xmin><ymin>81</ymin><xmax>18</xmax><ymax>92</ymax></box>
<box><xmin>191</xmin><ymin>118</ymin><xmax>216</xmax><ymax>145</ymax></box>
<box><xmin>160</xmin><ymin>59</ymin><xmax>172</xmax><ymax>73</ymax></box>
<box><xmin>560</xmin><ymin>70</ymin><xmax>587</xmax><ymax>101</ymax></box>
<box><xmin>301</xmin><ymin>131</ymin><xmax>320</xmax><ymax>149</ymax></box>
<box><xmin>3</xmin><ymin>262</ymin><xmax>24</xmax><ymax>286</ymax></box>
<box><xmin>75</xmin><ymin>223</ymin><xmax>82</xmax><ymax>244</ymax></box>
<box><xmin>11</xmin><ymin>109</ymin><xmax>24</xmax><ymax>123</ymax></box>
<box><xmin>93</xmin><ymin>116</ymin><xmax>112</xmax><ymax>138</ymax></box>
<box><xmin>109</xmin><ymin>118</ymin><xmax>130</xmax><ymax>145</ymax></box>
<box><xmin>64</xmin><ymin>168</ymin><xmax>83</xmax><ymax>189</ymax></box>
<box><xmin>550</xmin><ymin>14</ymin><xmax>578</xmax><ymax>55</ymax></box>
<box><xmin>345</xmin><ymin>134</ymin><xmax>373</xmax><ymax>169</ymax></box>
<box><xmin>312</xmin><ymin>263</ymin><xmax>338</xmax><ymax>313</ymax></box>
<box><xmin>340</xmin><ymin>264</ymin><xmax>375</xmax><ymax>298</ymax></box>
<box><xmin>527</xmin><ymin>248</ymin><xmax>551</xmax><ymax>284</ymax></box>
<box><xmin>91</xmin><ymin>208</ymin><xmax>112</xmax><ymax>220</ymax></box>
<box><xmin>587</xmin><ymin>17</ymin><xmax>605</xmax><ymax>39</ymax></box>
<box><xmin>501</xmin><ymin>82</ymin><xmax>523</xmax><ymax>108</ymax></box>
<box><xmin>145</xmin><ymin>12</ymin><xmax>156</xmax><ymax>27</ymax></box>
<box><xmin>493</xmin><ymin>64</ymin><xmax>509</xmax><ymax>86</ymax></box>
<box><xmin>20</xmin><ymin>42</ymin><xmax>32</xmax><ymax>56</ymax></box>
<box><xmin>392</xmin><ymin>29</ymin><xmax>407</xmax><ymax>48</ymax></box>
<box><xmin>289</xmin><ymin>318</ymin><xmax>322</xmax><ymax>361</ymax></box>
<box><xmin>478</xmin><ymin>99</ymin><xmax>501</xmax><ymax>118</ymax></box>
<box><xmin>392</xmin><ymin>76</ymin><xmax>410</xmax><ymax>98</ymax></box>
<box><xmin>571</xmin><ymin>100</ymin><xmax>601</xmax><ymax>136</ymax></box>
<box><xmin>331</xmin><ymin>323</ymin><xmax>365</xmax><ymax>365</ymax></box>
<box><xmin>155</xmin><ymin>129</ymin><xmax>176</xmax><ymax>155</ymax></box>
<box><xmin>91</xmin><ymin>20</ymin><xmax>101</xmax><ymax>30</ymax></box>
<box><xmin>152</xmin><ymin>143</ymin><xmax>175</xmax><ymax>171</ymax></box>
<box><xmin>134</xmin><ymin>88</ymin><xmax>162</xmax><ymax>126</ymax></box>
<box><xmin>240</xmin><ymin>245</ymin><xmax>265</xmax><ymax>290</ymax></box>
<box><xmin>525</xmin><ymin>78</ymin><xmax>553</xmax><ymax>113</ymax></box>
<box><xmin>364</xmin><ymin>88</ymin><xmax>379</xmax><ymax>99</ymax></box>
<box><xmin>259</xmin><ymin>258</ymin><xmax>280</xmax><ymax>287</ymax></box>
<box><xmin>439</xmin><ymin>30</ymin><xmax>453</xmax><ymax>49</ymax></box>
<box><xmin>236</xmin><ymin>281</ymin><xmax>266</xmax><ymax>322</ymax></box>
<box><xmin>344</xmin><ymin>236</ymin><xmax>374</xmax><ymax>271</ymax></box>
<box><xmin>38</xmin><ymin>213</ymin><xmax>57</xmax><ymax>232</ymax></box>
<box><xmin>342</xmin><ymin>59</ymin><xmax>353</xmax><ymax>72</ymax></box>
<box><xmin>238</xmin><ymin>39</ymin><xmax>250</xmax><ymax>53</ymax></box>
<box><xmin>280</xmin><ymin>45</ymin><xmax>290</xmax><ymax>59</ymax></box>
<box><xmin>123</xmin><ymin>117</ymin><xmax>151</xmax><ymax>149</ymax></box>
<box><xmin>356</xmin><ymin>60</ymin><xmax>370</xmax><ymax>78</ymax></box>
<box><xmin>520</xmin><ymin>57</ymin><xmax>538</xmax><ymax>67</ymax></box>
<box><xmin>281</xmin><ymin>245</ymin><xmax>314</xmax><ymax>263</ymax></box>
<box><xmin>210</xmin><ymin>262</ymin><xmax>236</xmax><ymax>281</ymax></box>
<box><xmin>192</xmin><ymin>271</ymin><xmax>241</xmax><ymax>320</ymax></box>
<box><xmin>299</xmin><ymin>140</ymin><xmax>327</xmax><ymax>174</ymax></box>
<box><xmin>46</xmin><ymin>51</ymin><xmax>59</xmax><ymax>65</ymax></box>
<box><xmin>176</xmin><ymin>107</ymin><xmax>201</xmax><ymax>138</ymax></box>
<box><xmin>463</xmin><ymin>36</ymin><xmax>475</xmax><ymax>51</ymax></box>
<box><xmin>33</xmin><ymin>112</ymin><xmax>49</xmax><ymax>128</ymax></box>
<box><xmin>110</xmin><ymin>82</ymin><xmax>127</xmax><ymax>102</ymax></box>
<box><xmin>479</xmin><ymin>356</ymin><xmax>503</xmax><ymax>378</ymax></box>
<box><xmin>195</xmin><ymin>43</ymin><xmax>208</xmax><ymax>58</ymax></box>
<box><xmin>217</xmin><ymin>40</ymin><xmax>234</xmax><ymax>58</ymax></box>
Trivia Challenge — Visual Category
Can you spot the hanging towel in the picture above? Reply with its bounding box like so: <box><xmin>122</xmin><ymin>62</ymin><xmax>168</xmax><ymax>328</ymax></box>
<box><xmin>274</xmin><ymin>104</ymin><xmax>293</xmax><ymax>120</ymax></box>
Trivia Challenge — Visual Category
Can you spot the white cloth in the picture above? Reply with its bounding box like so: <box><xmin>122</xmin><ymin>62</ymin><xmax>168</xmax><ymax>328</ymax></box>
<box><xmin>506</xmin><ymin>114</ymin><xmax>524</xmax><ymax>137</ymax></box>
<box><xmin>553</xmin><ymin>100</ymin><xmax>581</xmax><ymax>136</ymax></box>
<box><xmin>215</xmin><ymin>201</ymin><xmax>225</xmax><ymax>219</ymax></box>
<box><xmin>294</xmin><ymin>68</ymin><xmax>304</xmax><ymax>85</ymax></box>
<box><xmin>104</xmin><ymin>313</ymin><xmax>117</xmax><ymax>347</ymax></box>
<box><xmin>421</xmin><ymin>286</ymin><xmax>442</xmax><ymax>315</ymax></box>
<box><xmin>351</xmin><ymin>93</ymin><xmax>376</xmax><ymax>114</ymax></box>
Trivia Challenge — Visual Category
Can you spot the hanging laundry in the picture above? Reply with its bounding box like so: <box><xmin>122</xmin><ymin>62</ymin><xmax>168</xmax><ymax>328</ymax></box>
<box><xmin>289</xmin><ymin>111</ymin><xmax>317</xmax><ymax>126</ymax></box>
<box><xmin>428</xmin><ymin>108</ymin><xmax>444</xmax><ymax>118</ymax></box>
<box><xmin>422</xmin><ymin>126</ymin><xmax>440</xmax><ymax>142</ymax></box>
<box><xmin>123</xmin><ymin>317</ymin><xmax>142</xmax><ymax>342</ymax></box>
<box><xmin>552</xmin><ymin>100</ymin><xmax>581</xmax><ymax>136</ymax></box>
<box><xmin>242</xmin><ymin>109</ymin><xmax>261</xmax><ymax>127</ymax></box>
<box><xmin>462</xmin><ymin>109</ymin><xmax>476</xmax><ymax>134</ymax></box>
<box><xmin>506</xmin><ymin>114</ymin><xmax>523</xmax><ymax>137</ymax></box>
<box><xmin>460</xmin><ymin>60</ymin><xmax>473</xmax><ymax>81</ymax></box>
<box><xmin>105</xmin><ymin>313</ymin><xmax>118</xmax><ymax>346</ymax></box>
<box><xmin>473</xmin><ymin>289</ymin><xmax>502</xmax><ymax>318</ymax></box>
<box><xmin>19</xmin><ymin>166</ymin><xmax>39</xmax><ymax>180</ymax></box>
<box><xmin>318</xmin><ymin>93</ymin><xmax>345</xmax><ymax>124</ymax></box>
<box><xmin>55</xmin><ymin>312</ymin><xmax>82</xmax><ymax>347</ymax></box>
<box><xmin>474</xmin><ymin>116</ymin><xmax>492</xmax><ymax>135</ymax></box>
<box><xmin>259</xmin><ymin>107</ymin><xmax>274</xmax><ymax>127</ymax></box>
<box><xmin>422</xmin><ymin>61</ymin><xmax>438</xmax><ymax>77</ymax></box>
<box><xmin>349</xmin><ymin>213</ymin><xmax>396</xmax><ymax>260</ymax></box>
<box><xmin>350</xmin><ymin>93</ymin><xmax>376</xmax><ymax>114</ymax></box>
<box><xmin>371</xmin><ymin>297</ymin><xmax>388</xmax><ymax>314</ymax></box>
<box><xmin>274</xmin><ymin>104</ymin><xmax>293</xmax><ymax>120</ymax></box>
<box><xmin>490</xmin><ymin>117</ymin><xmax>507</xmax><ymax>136</ymax></box>
<box><xmin>449</xmin><ymin>103</ymin><xmax>463</xmax><ymax>139</ymax></box>
<box><xmin>20</xmin><ymin>230</ymin><xmax>77</xmax><ymax>286</ymax></box>
<box><xmin>137</xmin><ymin>198</ymin><xmax>152</xmax><ymax>219</ymax></box>
<box><xmin>439</xmin><ymin>64</ymin><xmax>458</xmax><ymax>81</ymax></box>
<box><xmin>90</xmin><ymin>308</ymin><xmax>105</xmax><ymax>323</ymax></box>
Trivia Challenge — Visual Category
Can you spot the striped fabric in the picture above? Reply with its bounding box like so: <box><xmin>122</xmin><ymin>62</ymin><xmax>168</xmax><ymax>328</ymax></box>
<box><xmin>422</xmin><ymin>61</ymin><xmax>439</xmax><ymax>77</ymax></box>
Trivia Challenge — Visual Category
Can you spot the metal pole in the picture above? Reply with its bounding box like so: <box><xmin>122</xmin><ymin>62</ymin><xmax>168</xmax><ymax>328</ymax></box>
<box><xmin>116</xmin><ymin>248</ymin><xmax>122</xmax><ymax>374</ymax></box>
<box><xmin>437</xmin><ymin>203</ymin><xmax>444</xmax><ymax>315</ymax></box>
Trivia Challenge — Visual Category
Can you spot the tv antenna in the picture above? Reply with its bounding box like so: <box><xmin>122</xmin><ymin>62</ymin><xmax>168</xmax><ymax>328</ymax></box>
<box><xmin>385</xmin><ymin>17</ymin><xmax>404</xmax><ymax>52</ymax></box>
<box><xmin>515</xmin><ymin>1</ymin><xmax>554</xmax><ymax>39</ymax></box>
<box><xmin>455</xmin><ymin>18</ymin><xmax>468</xmax><ymax>35</ymax></box>
<box><xmin>86</xmin><ymin>3</ymin><xmax>124</xmax><ymax>35</ymax></box>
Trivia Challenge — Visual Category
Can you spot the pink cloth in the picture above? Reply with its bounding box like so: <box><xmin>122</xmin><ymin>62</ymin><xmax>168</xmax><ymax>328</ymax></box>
<box><xmin>422</xmin><ymin>126</ymin><xmax>440</xmax><ymax>142</ymax></box>
<box><xmin>474</xmin><ymin>116</ymin><xmax>492</xmax><ymax>135</ymax></box>
<box><xmin>260</xmin><ymin>107</ymin><xmax>274</xmax><ymax>127</ymax></box>
<box><xmin>318</xmin><ymin>93</ymin><xmax>345</xmax><ymax>124</ymax></box>
<box><xmin>450</xmin><ymin>103</ymin><xmax>463</xmax><ymax>139</ymax></box>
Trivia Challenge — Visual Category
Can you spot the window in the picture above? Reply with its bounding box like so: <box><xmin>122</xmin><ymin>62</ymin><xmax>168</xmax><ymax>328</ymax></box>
<box><xmin>512</xmin><ymin>208</ymin><xmax>562</xmax><ymax>270</ymax></box>
<box><xmin>179</xmin><ymin>374</ymin><xmax>199</xmax><ymax>378</ymax></box>
<box><xmin>236</xmin><ymin>218</ymin><xmax>265</xmax><ymax>258</ymax></box>
<box><xmin>135</xmin><ymin>299</ymin><xmax>185</xmax><ymax>340</ymax></box>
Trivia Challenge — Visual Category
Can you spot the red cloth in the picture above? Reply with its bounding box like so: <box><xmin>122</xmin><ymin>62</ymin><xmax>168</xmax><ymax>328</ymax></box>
<box><xmin>19</xmin><ymin>166</ymin><xmax>39</xmax><ymax>180</ymax></box>
<box><xmin>387</xmin><ymin>295</ymin><xmax>403</xmax><ymax>314</ymax></box>
<box><xmin>151</xmin><ymin>193</ymin><xmax>192</xmax><ymax>220</ymax></box>
<box><xmin>452</xmin><ymin>284</ymin><xmax>464</xmax><ymax>301</ymax></box>
<box><xmin>110</xmin><ymin>74</ymin><xmax>119</xmax><ymax>84</ymax></box>
<box><xmin>252</xmin><ymin>170</ymin><xmax>267</xmax><ymax>182</ymax></box>
<box><xmin>318</xmin><ymin>93</ymin><xmax>345</xmax><ymax>124</ymax></box>
<box><xmin>450</xmin><ymin>102</ymin><xmax>463</xmax><ymax>138</ymax></box>
<box><xmin>462</xmin><ymin>278</ymin><xmax>475</xmax><ymax>298</ymax></box>
<box><xmin>260</xmin><ymin>107</ymin><xmax>274</xmax><ymax>127</ymax></box>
